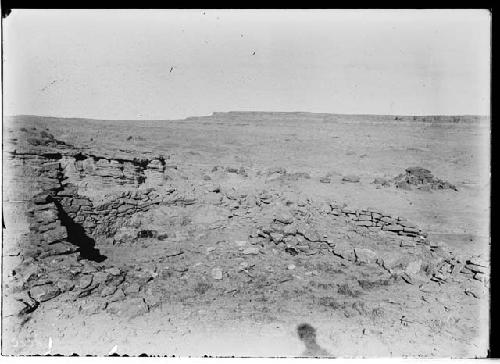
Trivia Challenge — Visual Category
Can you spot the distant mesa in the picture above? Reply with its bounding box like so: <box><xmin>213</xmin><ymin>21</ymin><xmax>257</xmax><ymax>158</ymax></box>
<box><xmin>183</xmin><ymin>111</ymin><xmax>488</xmax><ymax>124</ymax></box>
<box><xmin>5</xmin><ymin>112</ymin><xmax>489</xmax><ymax>125</ymax></box>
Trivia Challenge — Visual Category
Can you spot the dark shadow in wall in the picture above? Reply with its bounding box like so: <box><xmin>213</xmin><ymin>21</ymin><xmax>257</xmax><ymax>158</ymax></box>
<box><xmin>51</xmin><ymin>198</ymin><xmax>107</xmax><ymax>263</ymax></box>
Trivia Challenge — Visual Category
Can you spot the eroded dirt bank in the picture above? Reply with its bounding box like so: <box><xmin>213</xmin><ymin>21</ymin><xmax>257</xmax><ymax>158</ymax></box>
<box><xmin>2</xmin><ymin>114</ymin><xmax>490</xmax><ymax>357</ymax></box>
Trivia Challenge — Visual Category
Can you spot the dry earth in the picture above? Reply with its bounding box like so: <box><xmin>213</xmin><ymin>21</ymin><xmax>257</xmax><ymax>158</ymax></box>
<box><xmin>2</xmin><ymin>112</ymin><xmax>490</xmax><ymax>357</ymax></box>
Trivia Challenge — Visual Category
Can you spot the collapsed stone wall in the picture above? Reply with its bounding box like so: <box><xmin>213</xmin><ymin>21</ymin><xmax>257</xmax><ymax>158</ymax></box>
<box><xmin>330</xmin><ymin>203</ymin><xmax>424</xmax><ymax>237</ymax></box>
<box><xmin>247</xmin><ymin>194</ymin><xmax>489</xmax><ymax>288</ymax></box>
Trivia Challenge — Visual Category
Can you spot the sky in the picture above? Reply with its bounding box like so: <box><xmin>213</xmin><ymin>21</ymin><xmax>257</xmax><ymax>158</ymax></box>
<box><xmin>3</xmin><ymin>9</ymin><xmax>491</xmax><ymax>120</ymax></box>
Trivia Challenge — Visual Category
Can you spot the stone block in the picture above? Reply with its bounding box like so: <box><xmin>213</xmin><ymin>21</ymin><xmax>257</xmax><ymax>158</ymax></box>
<box><xmin>333</xmin><ymin>242</ymin><xmax>355</xmax><ymax>261</ymax></box>
<box><xmin>465</xmin><ymin>264</ymin><xmax>488</xmax><ymax>274</ymax></box>
<box><xmin>382</xmin><ymin>224</ymin><xmax>403</xmax><ymax>232</ymax></box>
<box><xmin>403</xmin><ymin>226</ymin><xmax>419</xmax><ymax>234</ymax></box>
<box><xmin>30</xmin><ymin>284</ymin><xmax>61</xmax><ymax>302</ymax></box>
<box><xmin>381</xmin><ymin>216</ymin><xmax>396</xmax><ymax>224</ymax></box>
<box><xmin>354</xmin><ymin>248</ymin><xmax>378</xmax><ymax>264</ymax></box>
<box><xmin>41</xmin><ymin>225</ymin><xmax>67</xmax><ymax>243</ymax></box>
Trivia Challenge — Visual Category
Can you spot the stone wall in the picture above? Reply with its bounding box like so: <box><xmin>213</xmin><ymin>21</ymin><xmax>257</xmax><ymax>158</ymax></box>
<box><xmin>330</xmin><ymin>203</ymin><xmax>424</xmax><ymax>237</ymax></box>
<box><xmin>4</xmin><ymin>144</ymin><xmax>172</xmax><ymax>317</ymax></box>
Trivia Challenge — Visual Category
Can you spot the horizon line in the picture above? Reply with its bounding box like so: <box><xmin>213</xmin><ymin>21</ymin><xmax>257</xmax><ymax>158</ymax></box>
<box><xmin>4</xmin><ymin>111</ymin><xmax>490</xmax><ymax>122</ymax></box>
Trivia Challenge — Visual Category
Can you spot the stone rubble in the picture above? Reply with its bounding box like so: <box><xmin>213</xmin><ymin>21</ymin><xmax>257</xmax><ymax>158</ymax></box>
<box><xmin>374</xmin><ymin>167</ymin><xmax>458</xmax><ymax>191</ymax></box>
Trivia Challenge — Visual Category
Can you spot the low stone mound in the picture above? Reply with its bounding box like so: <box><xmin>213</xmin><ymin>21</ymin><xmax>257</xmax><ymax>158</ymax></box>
<box><xmin>397</xmin><ymin>167</ymin><xmax>457</xmax><ymax>191</ymax></box>
<box><xmin>20</xmin><ymin>128</ymin><xmax>71</xmax><ymax>148</ymax></box>
<box><xmin>374</xmin><ymin>167</ymin><xmax>457</xmax><ymax>191</ymax></box>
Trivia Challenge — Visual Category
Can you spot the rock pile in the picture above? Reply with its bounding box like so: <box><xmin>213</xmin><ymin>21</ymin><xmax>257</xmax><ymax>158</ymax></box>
<box><xmin>376</xmin><ymin>167</ymin><xmax>458</xmax><ymax>191</ymax></box>
<box><xmin>23</xmin><ymin>128</ymin><xmax>72</xmax><ymax>148</ymax></box>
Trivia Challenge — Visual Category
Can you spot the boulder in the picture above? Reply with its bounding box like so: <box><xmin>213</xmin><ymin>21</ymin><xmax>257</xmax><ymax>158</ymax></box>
<box><xmin>30</xmin><ymin>284</ymin><xmax>61</xmax><ymax>302</ymax></box>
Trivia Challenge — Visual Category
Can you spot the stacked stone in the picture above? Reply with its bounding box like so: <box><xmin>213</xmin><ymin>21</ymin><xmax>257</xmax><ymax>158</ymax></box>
<box><xmin>328</xmin><ymin>203</ymin><xmax>424</xmax><ymax>237</ymax></box>
<box><xmin>6</xmin><ymin>151</ymin><xmax>134</xmax><ymax>316</ymax></box>
<box><xmin>26</xmin><ymin>202</ymin><xmax>73</xmax><ymax>259</ymax></box>
<box><xmin>392</xmin><ymin>167</ymin><xmax>458</xmax><ymax>191</ymax></box>
<box><xmin>8</xmin><ymin>157</ymin><xmax>85</xmax><ymax>314</ymax></box>
<box><xmin>63</xmin><ymin>189</ymin><xmax>171</xmax><ymax>237</ymax></box>
<box><xmin>11</xmin><ymin>159</ymin><xmax>72</xmax><ymax>311</ymax></box>
<box><xmin>53</xmin><ymin>185</ymin><xmax>179</xmax><ymax>238</ymax></box>
<box><xmin>69</xmin><ymin>153</ymin><xmax>166</xmax><ymax>188</ymax></box>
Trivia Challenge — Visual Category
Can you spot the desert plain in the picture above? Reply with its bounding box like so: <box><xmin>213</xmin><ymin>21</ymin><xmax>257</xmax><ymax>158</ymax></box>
<box><xmin>2</xmin><ymin>111</ymin><xmax>490</xmax><ymax>357</ymax></box>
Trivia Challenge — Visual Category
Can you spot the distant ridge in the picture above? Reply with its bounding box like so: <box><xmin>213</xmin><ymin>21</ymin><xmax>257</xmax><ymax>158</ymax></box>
<box><xmin>6</xmin><ymin>112</ymin><xmax>489</xmax><ymax>124</ymax></box>
<box><xmin>183</xmin><ymin>111</ymin><xmax>489</xmax><ymax>123</ymax></box>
